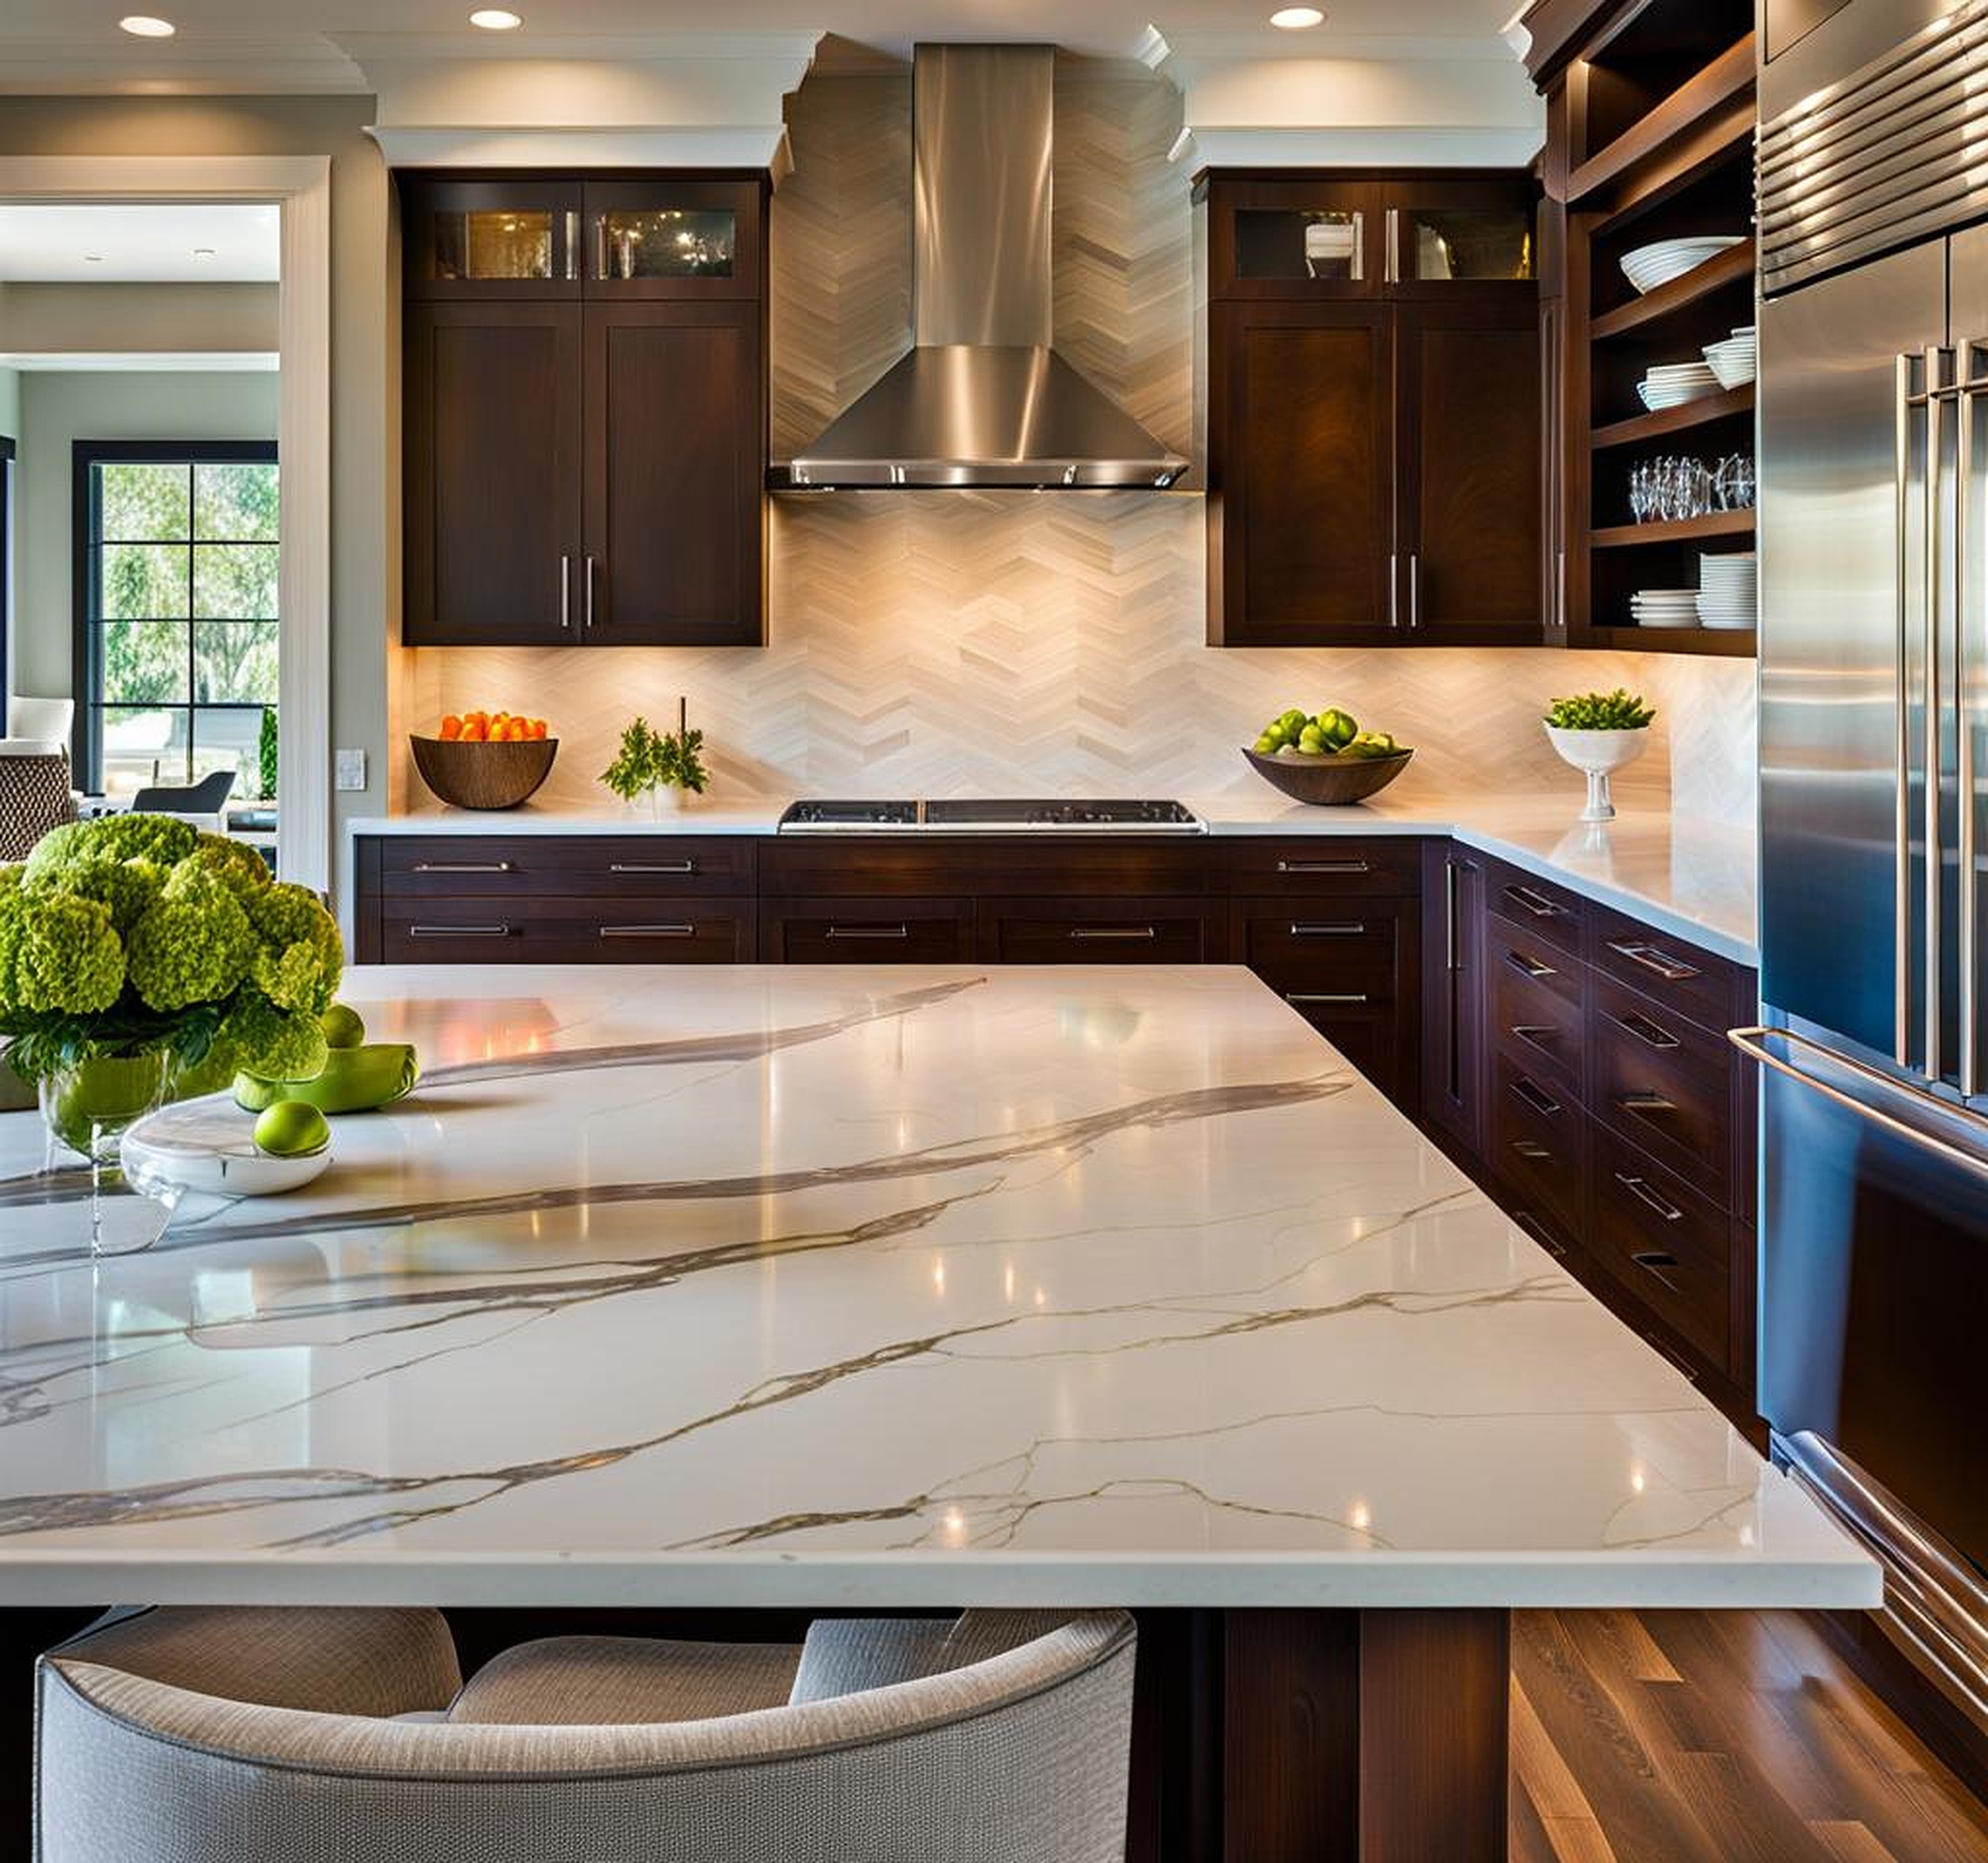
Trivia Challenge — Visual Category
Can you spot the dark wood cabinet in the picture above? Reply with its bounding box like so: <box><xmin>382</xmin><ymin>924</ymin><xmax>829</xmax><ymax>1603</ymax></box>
<box><xmin>399</xmin><ymin>168</ymin><xmax>768</xmax><ymax>649</ymax></box>
<box><xmin>582</xmin><ymin>302</ymin><xmax>765</xmax><ymax>645</ymax></box>
<box><xmin>403</xmin><ymin>301</ymin><xmax>582</xmax><ymax>647</ymax></box>
<box><xmin>1199</xmin><ymin>169</ymin><xmax>1543</xmax><ymax>649</ymax></box>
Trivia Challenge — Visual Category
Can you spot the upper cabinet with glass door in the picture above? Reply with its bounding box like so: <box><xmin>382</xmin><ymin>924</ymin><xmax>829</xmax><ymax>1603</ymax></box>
<box><xmin>1199</xmin><ymin>173</ymin><xmax>1536</xmax><ymax>301</ymax></box>
<box><xmin>402</xmin><ymin>176</ymin><xmax>765</xmax><ymax>302</ymax></box>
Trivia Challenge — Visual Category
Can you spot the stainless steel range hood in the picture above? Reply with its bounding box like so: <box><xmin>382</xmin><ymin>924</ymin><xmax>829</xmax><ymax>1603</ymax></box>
<box><xmin>773</xmin><ymin>44</ymin><xmax>1188</xmax><ymax>492</ymax></box>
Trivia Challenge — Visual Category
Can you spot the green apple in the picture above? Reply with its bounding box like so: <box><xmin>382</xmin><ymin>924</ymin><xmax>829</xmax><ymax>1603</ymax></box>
<box><xmin>320</xmin><ymin>1003</ymin><xmax>365</xmax><ymax>1050</ymax></box>
<box><xmin>254</xmin><ymin>1099</ymin><xmax>330</xmax><ymax>1159</ymax></box>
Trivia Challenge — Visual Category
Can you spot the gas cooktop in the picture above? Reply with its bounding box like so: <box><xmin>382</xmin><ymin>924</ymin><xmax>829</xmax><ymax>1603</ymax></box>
<box><xmin>778</xmin><ymin>799</ymin><xmax>1206</xmax><ymax>833</ymax></box>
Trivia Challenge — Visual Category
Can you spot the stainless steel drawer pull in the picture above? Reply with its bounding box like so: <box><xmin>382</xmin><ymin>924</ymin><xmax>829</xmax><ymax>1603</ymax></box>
<box><xmin>1631</xmin><ymin>1249</ymin><xmax>1685</xmax><ymax>1292</ymax></box>
<box><xmin>1617</xmin><ymin>1009</ymin><xmax>1681</xmax><ymax>1051</ymax></box>
<box><xmin>1642</xmin><ymin>1331</ymin><xmax>1699</xmax><ymax>1383</ymax></box>
<box><xmin>411</xmin><ymin>861</ymin><xmax>515</xmax><ymax>875</ymax></box>
<box><xmin>609</xmin><ymin>860</ymin><xmax>696</xmax><ymax>875</ymax></box>
<box><xmin>1277</xmin><ymin>859</ymin><xmax>1372</xmax><ymax>874</ymax></box>
<box><xmin>826</xmin><ymin>926</ymin><xmax>910</xmax><ymax>940</ymax></box>
<box><xmin>1511</xmin><ymin>1210</ymin><xmax>1568</xmax><ymax>1259</ymax></box>
<box><xmin>1508</xmin><ymin>1138</ymin><xmax>1552</xmax><ymax>1161</ymax></box>
<box><xmin>1290</xmin><ymin>921</ymin><xmax>1367</xmax><ymax>937</ymax></box>
<box><xmin>1509</xmin><ymin>1023</ymin><xmax>1558</xmax><ymax>1050</ymax></box>
<box><xmin>599</xmin><ymin>925</ymin><xmax>696</xmax><ymax>939</ymax></box>
<box><xmin>1504</xmin><ymin>950</ymin><xmax>1556</xmax><ymax>980</ymax></box>
<box><xmin>409</xmin><ymin>923</ymin><xmax>511</xmax><ymax>937</ymax></box>
<box><xmin>1509</xmin><ymin>1076</ymin><xmax>1562</xmax><ymax>1118</ymax></box>
<box><xmin>1617</xmin><ymin>1092</ymin><xmax>1678</xmax><ymax>1115</ymax></box>
<box><xmin>1607</xmin><ymin>938</ymin><xmax>1701</xmax><ymax>982</ymax></box>
<box><xmin>1505</xmin><ymin>883</ymin><xmax>1568</xmax><ymax>919</ymax></box>
<box><xmin>1071</xmin><ymin>927</ymin><xmax>1159</xmax><ymax>941</ymax></box>
<box><xmin>1616</xmin><ymin>1173</ymin><xmax>1685</xmax><ymax>1223</ymax></box>
<box><xmin>1285</xmin><ymin>991</ymin><xmax>1370</xmax><ymax>1005</ymax></box>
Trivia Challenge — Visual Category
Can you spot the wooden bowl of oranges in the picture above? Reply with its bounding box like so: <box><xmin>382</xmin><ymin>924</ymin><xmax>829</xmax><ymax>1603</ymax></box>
<box><xmin>410</xmin><ymin>711</ymin><xmax>557</xmax><ymax>811</ymax></box>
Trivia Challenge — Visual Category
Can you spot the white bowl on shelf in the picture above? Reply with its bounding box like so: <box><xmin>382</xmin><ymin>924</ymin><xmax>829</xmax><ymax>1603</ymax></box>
<box><xmin>1544</xmin><ymin>724</ymin><xmax>1651</xmax><ymax>822</ymax></box>
<box><xmin>1620</xmin><ymin>235</ymin><xmax>1745</xmax><ymax>295</ymax></box>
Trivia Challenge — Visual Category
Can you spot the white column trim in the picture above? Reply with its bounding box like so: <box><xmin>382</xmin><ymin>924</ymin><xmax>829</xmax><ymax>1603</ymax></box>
<box><xmin>0</xmin><ymin>154</ymin><xmax>333</xmax><ymax>895</ymax></box>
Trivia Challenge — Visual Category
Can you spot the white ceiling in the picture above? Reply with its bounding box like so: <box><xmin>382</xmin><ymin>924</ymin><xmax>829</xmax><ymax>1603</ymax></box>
<box><xmin>0</xmin><ymin>0</ymin><xmax>1525</xmax><ymax>86</ymax></box>
<box><xmin>0</xmin><ymin>203</ymin><xmax>280</xmax><ymax>281</ymax></box>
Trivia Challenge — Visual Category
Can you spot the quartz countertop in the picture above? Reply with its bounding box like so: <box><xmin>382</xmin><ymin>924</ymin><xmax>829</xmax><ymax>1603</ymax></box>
<box><xmin>350</xmin><ymin>791</ymin><xmax>1758</xmax><ymax>965</ymax></box>
<box><xmin>0</xmin><ymin>966</ymin><xmax>1865</xmax><ymax>1609</ymax></box>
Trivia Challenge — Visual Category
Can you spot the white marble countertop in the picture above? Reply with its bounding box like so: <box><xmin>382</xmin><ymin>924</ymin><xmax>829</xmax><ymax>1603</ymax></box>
<box><xmin>0</xmin><ymin>966</ymin><xmax>1865</xmax><ymax>1609</ymax></box>
<box><xmin>349</xmin><ymin>792</ymin><xmax>1757</xmax><ymax>965</ymax></box>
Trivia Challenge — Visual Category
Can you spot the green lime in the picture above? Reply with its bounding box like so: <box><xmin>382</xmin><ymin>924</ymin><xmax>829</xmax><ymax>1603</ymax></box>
<box><xmin>254</xmin><ymin>1099</ymin><xmax>330</xmax><ymax>1158</ymax></box>
<box><xmin>320</xmin><ymin>1003</ymin><xmax>366</xmax><ymax>1050</ymax></box>
<box><xmin>234</xmin><ymin>1071</ymin><xmax>284</xmax><ymax>1112</ymax></box>
<box><xmin>1315</xmin><ymin>708</ymin><xmax>1358</xmax><ymax>749</ymax></box>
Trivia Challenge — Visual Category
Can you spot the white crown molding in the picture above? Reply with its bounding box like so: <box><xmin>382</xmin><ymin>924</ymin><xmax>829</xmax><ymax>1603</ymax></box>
<box><xmin>367</xmin><ymin>126</ymin><xmax>793</xmax><ymax>170</ymax></box>
<box><xmin>0</xmin><ymin>350</ymin><xmax>277</xmax><ymax>371</ymax></box>
<box><xmin>1171</xmin><ymin>125</ymin><xmax>1546</xmax><ymax>168</ymax></box>
<box><xmin>1144</xmin><ymin>27</ymin><xmax>1530</xmax><ymax>65</ymax></box>
<box><xmin>332</xmin><ymin>30</ymin><xmax>824</xmax><ymax>63</ymax></box>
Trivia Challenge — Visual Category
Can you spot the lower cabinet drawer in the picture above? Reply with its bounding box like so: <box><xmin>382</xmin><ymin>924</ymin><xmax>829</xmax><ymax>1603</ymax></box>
<box><xmin>1486</xmin><ymin>915</ymin><xmax>1584</xmax><ymax>1095</ymax></box>
<box><xmin>1489</xmin><ymin>1050</ymin><xmax>1586</xmax><ymax>1247</ymax></box>
<box><xmin>1589</xmin><ymin>974</ymin><xmax>1737</xmax><ymax>1208</ymax></box>
<box><xmin>978</xmin><ymin>898</ymin><xmax>1216</xmax><ymax>963</ymax></box>
<box><xmin>1270</xmin><ymin>991</ymin><xmax>1404</xmax><ymax>1102</ymax></box>
<box><xmin>761</xmin><ymin>898</ymin><xmax>974</xmax><ymax>963</ymax></box>
<box><xmin>1233</xmin><ymin>906</ymin><xmax>1400</xmax><ymax>973</ymax></box>
<box><xmin>1587</xmin><ymin>1122</ymin><xmax>1733</xmax><ymax>1372</ymax></box>
<box><xmin>380</xmin><ymin>898</ymin><xmax>752</xmax><ymax>964</ymax></box>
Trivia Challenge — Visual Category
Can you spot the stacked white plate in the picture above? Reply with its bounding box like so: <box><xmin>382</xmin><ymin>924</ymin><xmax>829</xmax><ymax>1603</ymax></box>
<box><xmin>1638</xmin><ymin>361</ymin><xmax>1721</xmax><ymax>409</ymax></box>
<box><xmin>1697</xmin><ymin>552</ymin><xmax>1757</xmax><ymax>629</ymax></box>
<box><xmin>1620</xmin><ymin>235</ymin><xmax>1746</xmax><ymax>295</ymax></box>
<box><xmin>1631</xmin><ymin>588</ymin><xmax>1704</xmax><ymax>628</ymax></box>
<box><xmin>1702</xmin><ymin>324</ymin><xmax>1757</xmax><ymax>389</ymax></box>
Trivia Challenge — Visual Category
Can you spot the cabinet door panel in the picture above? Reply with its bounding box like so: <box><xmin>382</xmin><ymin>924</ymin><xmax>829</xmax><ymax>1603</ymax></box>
<box><xmin>584</xmin><ymin>302</ymin><xmax>766</xmax><ymax>646</ymax></box>
<box><xmin>1421</xmin><ymin>844</ymin><xmax>1487</xmax><ymax>1157</ymax></box>
<box><xmin>581</xmin><ymin>179</ymin><xmax>764</xmax><ymax>301</ymax></box>
<box><xmin>762</xmin><ymin>898</ymin><xmax>975</xmax><ymax>963</ymax></box>
<box><xmin>1396</xmin><ymin>302</ymin><xmax>1542</xmax><ymax>642</ymax></box>
<box><xmin>399</xmin><ymin>178</ymin><xmax>582</xmax><ymax>300</ymax></box>
<box><xmin>1209</xmin><ymin>303</ymin><xmax>1394</xmax><ymax>644</ymax></box>
<box><xmin>978</xmin><ymin>898</ymin><xmax>1217</xmax><ymax>964</ymax></box>
<box><xmin>405</xmin><ymin>302</ymin><xmax>582</xmax><ymax>647</ymax></box>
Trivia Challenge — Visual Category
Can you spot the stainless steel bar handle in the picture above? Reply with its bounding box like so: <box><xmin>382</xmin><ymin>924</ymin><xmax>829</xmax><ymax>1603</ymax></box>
<box><xmin>560</xmin><ymin>554</ymin><xmax>571</xmax><ymax>630</ymax></box>
<box><xmin>1510</xmin><ymin>1075</ymin><xmax>1562</xmax><ymax>1118</ymax></box>
<box><xmin>1504</xmin><ymin>950</ymin><xmax>1555</xmax><ymax>980</ymax></box>
<box><xmin>410</xmin><ymin>923</ymin><xmax>511</xmax><ymax>937</ymax></box>
<box><xmin>1615</xmin><ymin>1009</ymin><xmax>1681</xmax><ymax>1051</ymax></box>
<box><xmin>1285</xmin><ymin>991</ymin><xmax>1369</xmax><ymax>1005</ymax></box>
<box><xmin>1384</xmin><ymin>207</ymin><xmax>1399</xmax><ymax>284</ymax></box>
<box><xmin>1070</xmin><ymin>927</ymin><xmax>1159</xmax><ymax>941</ymax></box>
<box><xmin>1928</xmin><ymin>344</ymin><xmax>1949</xmax><ymax>1083</ymax></box>
<box><xmin>412</xmin><ymin>860</ymin><xmax>514</xmax><ymax>874</ymax></box>
<box><xmin>565</xmin><ymin>211</ymin><xmax>581</xmax><ymax>281</ymax></box>
<box><xmin>1556</xmin><ymin>549</ymin><xmax>1567</xmax><ymax>631</ymax></box>
<box><xmin>609</xmin><ymin>861</ymin><xmax>695</xmax><ymax>874</ymax></box>
<box><xmin>1605</xmin><ymin>938</ymin><xmax>1700</xmax><ymax>982</ymax></box>
<box><xmin>596</xmin><ymin>215</ymin><xmax>609</xmax><ymax>282</ymax></box>
<box><xmin>599</xmin><ymin>925</ymin><xmax>696</xmax><ymax>938</ymax></box>
<box><xmin>1729</xmin><ymin>1024</ymin><xmax>1988</xmax><ymax>1180</ymax></box>
<box><xmin>1617</xmin><ymin>1091</ymin><xmax>1678</xmax><ymax>1115</ymax></box>
<box><xmin>826</xmin><ymin>925</ymin><xmax>910</xmax><ymax>940</ymax></box>
<box><xmin>1510</xmin><ymin>1210</ymin><xmax>1568</xmax><ymax>1259</ymax></box>
<box><xmin>1897</xmin><ymin>350</ymin><xmax>1919</xmax><ymax>1070</ymax></box>
<box><xmin>1961</xmin><ymin>343</ymin><xmax>1983</xmax><ymax>1098</ymax></box>
<box><xmin>1505</xmin><ymin>883</ymin><xmax>1567</xmax><ymax>919</ymax></box>
<box><xmin>1508</xmin><ymin>1139</ymin><xmax>1551</xmax><ymax>1161</ymax></box>
<box><xmin>585</xmin><ymin>556</ymin><xmax>597</xmax><ymax>630</ymax></box>
<box><xmin>1615</xmin><ymin>1173</ymin><xmax>1685</xmax><ymax>1223</ymax></box>
<box><xmin>1290</xmin><ymin>921</ymin><xmax>1367</xmax><ymax>937</ymax></box>
<box><xmin>1445</xmin><ymin>859</ymin><xmax>1460</xmax><ymax>972</ymax></box>
<box><xmin>1278</xmin><ymin>859</ymin><xmax>1371</xmax><ymax>874</ymax></box>
<box><xmin>1408</xmin><ymin>552</ymin><xmax>1421</xmax><ymax>629</ymax></box>
<box><xmin>1388</xmin><ymin>552</ymin><xmax>1399</xmax><ymax>629</ymax></box>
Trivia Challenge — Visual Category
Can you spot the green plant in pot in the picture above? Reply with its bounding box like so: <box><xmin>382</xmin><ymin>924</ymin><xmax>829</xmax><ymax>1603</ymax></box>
<box><xmin>601</xmin><ymin>698</ymin><xmax>711</xmax><ymax>818</ymax></box>
<box><xmin>1542</xmin><ymin>688</ymin><xmax>1657</xmax><ymax>823</ymax></box>
<box><xmin>0</xmin><ymin>814</ymin><xmax>343</xmax><ymax>1164</ymax></box>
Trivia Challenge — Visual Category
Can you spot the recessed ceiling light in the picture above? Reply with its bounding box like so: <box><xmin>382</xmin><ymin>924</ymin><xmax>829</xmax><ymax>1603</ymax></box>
<box><xmin>468</xmin><ymin>8</ymin><xmax>521</xmax><ymax>27</ymax></box>
<box><xmin>83</xmin><ymin>254</ymin><xmax>104</xmax><ymax>263</ymax></box>
<box><xmin>1270</xmin><ymin>5</ymin><xmax>1326</xmax><ymax>25</ymax></box>
<box><xmin>192</xmin><ymin>247</ymin><xmax>216</xmax><ymax>259</ymax></box>
<box><xmin>118</xmin><ymin>14</ymin><xmax>175</xmax><ymax>35</ymax></box>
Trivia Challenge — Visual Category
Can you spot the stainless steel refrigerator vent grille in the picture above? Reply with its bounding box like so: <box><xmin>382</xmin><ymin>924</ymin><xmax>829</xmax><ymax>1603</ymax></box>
<box><xmin>1760</xmin><ymin>0</ymin><xmax>1988</xmax><ymax>296</ymax></box>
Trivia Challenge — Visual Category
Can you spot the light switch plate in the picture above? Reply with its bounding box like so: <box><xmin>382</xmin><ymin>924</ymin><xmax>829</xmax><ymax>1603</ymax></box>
<box><xmin>334</xmin><ymin>749</ymin><xmax>368</xmax><ymax>792</ymax></box>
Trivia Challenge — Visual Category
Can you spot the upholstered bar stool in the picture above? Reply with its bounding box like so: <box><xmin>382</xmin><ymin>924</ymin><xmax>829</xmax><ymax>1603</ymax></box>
<box><xmin>35</xmin><ymin>1606</ymin><xmax>1136</xmax><ymax>1863</ymax></box>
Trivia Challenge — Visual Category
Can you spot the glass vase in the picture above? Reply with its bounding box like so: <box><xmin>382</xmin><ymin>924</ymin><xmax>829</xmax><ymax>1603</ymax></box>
<box><xmin>39</xmin><ymin>1050</ymin><xmax>171</xmax><ymax>1166</ymax></box>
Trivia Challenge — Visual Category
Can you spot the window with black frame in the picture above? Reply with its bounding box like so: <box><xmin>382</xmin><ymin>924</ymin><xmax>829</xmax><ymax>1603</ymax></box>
<box><xmin>73</xmin><ymin>441</ymin><xmax>278</xmax><ymax>799</ymax></box>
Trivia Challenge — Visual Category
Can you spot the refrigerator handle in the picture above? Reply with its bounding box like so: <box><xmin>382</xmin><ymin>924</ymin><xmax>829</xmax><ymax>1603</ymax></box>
<box><xmin>1925</xmin><ymin>344</ymin><xmax>1950</xmax><ymax>1085</ymax></box>
<box><xmin>1959</xmin><ymin>342</ymin><xmax>1985</xmax><ymax>1098</ymax></box>
<box><xmin>1897</xmin><ymin>350</ymin><xmax>1917</xmax><ymax>1071</ymax></box>
<box><xmin>1729</xmin><ymin>1025</ymin><xmax>1988</xmax><ymax>1180</ymax></box>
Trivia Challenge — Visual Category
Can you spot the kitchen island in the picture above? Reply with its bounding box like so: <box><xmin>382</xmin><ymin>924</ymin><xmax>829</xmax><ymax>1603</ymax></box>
<box><xmin>0</xmin><ymin>965</ymin><xmax>1872</xmax><ymax>1859</ymax></box>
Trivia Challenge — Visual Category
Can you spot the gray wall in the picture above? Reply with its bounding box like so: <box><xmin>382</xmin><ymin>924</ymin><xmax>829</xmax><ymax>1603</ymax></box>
<box><xmin>0</xmin><ymin>94</ymin><xmax>393</xmax><ymax>868</ymax></box>
<box><xmin>10</xmin><ymin>369</ymin><xmax>279</xmax><ymax>699</ymax></box>
<box><xmin>0</xmin><ymin>282</ymin><xmax>278</xmax><ymax>357</ymax></box>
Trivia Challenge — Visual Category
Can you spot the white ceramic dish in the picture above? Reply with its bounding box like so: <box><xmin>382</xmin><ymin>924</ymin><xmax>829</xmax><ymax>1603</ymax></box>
<box><xmin>122</xmin><ymin>1097</ymin><xmax>333</xmax><ymax>1200</ymax></box>
<box><xmin>1620</xmin><ymin>235</ymin><xmax>1744</xmax><ymax>294</ymax></box>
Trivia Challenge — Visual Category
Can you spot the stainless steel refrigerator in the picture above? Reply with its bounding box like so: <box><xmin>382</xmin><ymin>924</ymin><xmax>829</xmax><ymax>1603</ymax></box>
<box><xmin>1753</xmin><ymin>0</ymin><xmax>1988</xmax><ymax>1728</ymax></box>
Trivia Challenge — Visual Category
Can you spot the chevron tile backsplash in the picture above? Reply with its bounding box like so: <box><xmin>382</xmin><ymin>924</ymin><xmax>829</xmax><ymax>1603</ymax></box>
<box><xmin>398</xmin><ymin>61</ymin><xmax>1757</xmax><ymax>827</ymax></box>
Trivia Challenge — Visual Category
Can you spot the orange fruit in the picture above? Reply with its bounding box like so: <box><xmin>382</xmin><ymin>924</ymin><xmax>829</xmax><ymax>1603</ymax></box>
<box><xmin>439</xmin><ymin>715</ymin><xmax>463</xmax><ymax>741</ymax></box>
<box><xmin>531</xmin><ymin>719</ymin><xmax>548</xmax><ymax>739</ymax></box>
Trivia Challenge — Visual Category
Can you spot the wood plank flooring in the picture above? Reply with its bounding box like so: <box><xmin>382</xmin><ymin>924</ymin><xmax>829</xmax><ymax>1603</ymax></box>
<box><xmin>1513</xmin><ymin>1611</ymin><xmax>1988</xmax><ymax>1863</ymax></box>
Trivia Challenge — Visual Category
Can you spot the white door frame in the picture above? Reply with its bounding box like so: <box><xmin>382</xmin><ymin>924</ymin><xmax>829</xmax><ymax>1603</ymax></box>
<box><xmin>0</xmin><ymin>155</ymin><xmax>331</xmax><ymax>894</ymax></box>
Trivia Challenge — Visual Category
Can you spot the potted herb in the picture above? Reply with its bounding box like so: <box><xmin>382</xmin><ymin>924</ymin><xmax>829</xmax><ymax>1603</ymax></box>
<box><xmin>1542</xmin><ymin>688</ymin><xmax>1656</xmax><ymax>823</ymax></box>
<box><xmin>0</xmin><ymin>815</ymin><xmax>342</xmax><ymax>1164</ymax></box>
<box><xmin>601</xmin><ymin>698</ymin><xmax>711</xmax><ymax>819</ymax></box>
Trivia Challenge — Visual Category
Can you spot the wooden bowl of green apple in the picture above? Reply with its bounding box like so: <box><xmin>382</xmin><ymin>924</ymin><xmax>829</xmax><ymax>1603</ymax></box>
<box><xmin>1242</xmin><ymin>708</ymin><xmax>1414</xmax><ymax>806</ymax></box>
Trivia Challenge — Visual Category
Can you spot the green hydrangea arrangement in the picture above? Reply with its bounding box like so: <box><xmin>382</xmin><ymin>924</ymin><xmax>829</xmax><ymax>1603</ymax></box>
<box><xmin>0</xmin><ymin>814</ymin><xmax>343</xmax><ymax>1083</ymax></box>
<box><xmin>1543</xmin><ymin>689</ymin><xmax>1657</xmax><ymax>731</ymax></box>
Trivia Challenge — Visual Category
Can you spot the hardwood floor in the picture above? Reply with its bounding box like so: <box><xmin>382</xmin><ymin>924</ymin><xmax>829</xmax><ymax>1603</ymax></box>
<box><xmin>1513</xmin><ymin>1610</ymin><xmax>1988</xmax><ymax>1863</ymax></box>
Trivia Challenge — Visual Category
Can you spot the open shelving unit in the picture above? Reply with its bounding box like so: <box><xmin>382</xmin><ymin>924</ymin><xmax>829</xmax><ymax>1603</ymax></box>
<box><xmin>1529</xmin><ymin>0</ymin><xmax>1758</xmax><ymax>657</ymax></box>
